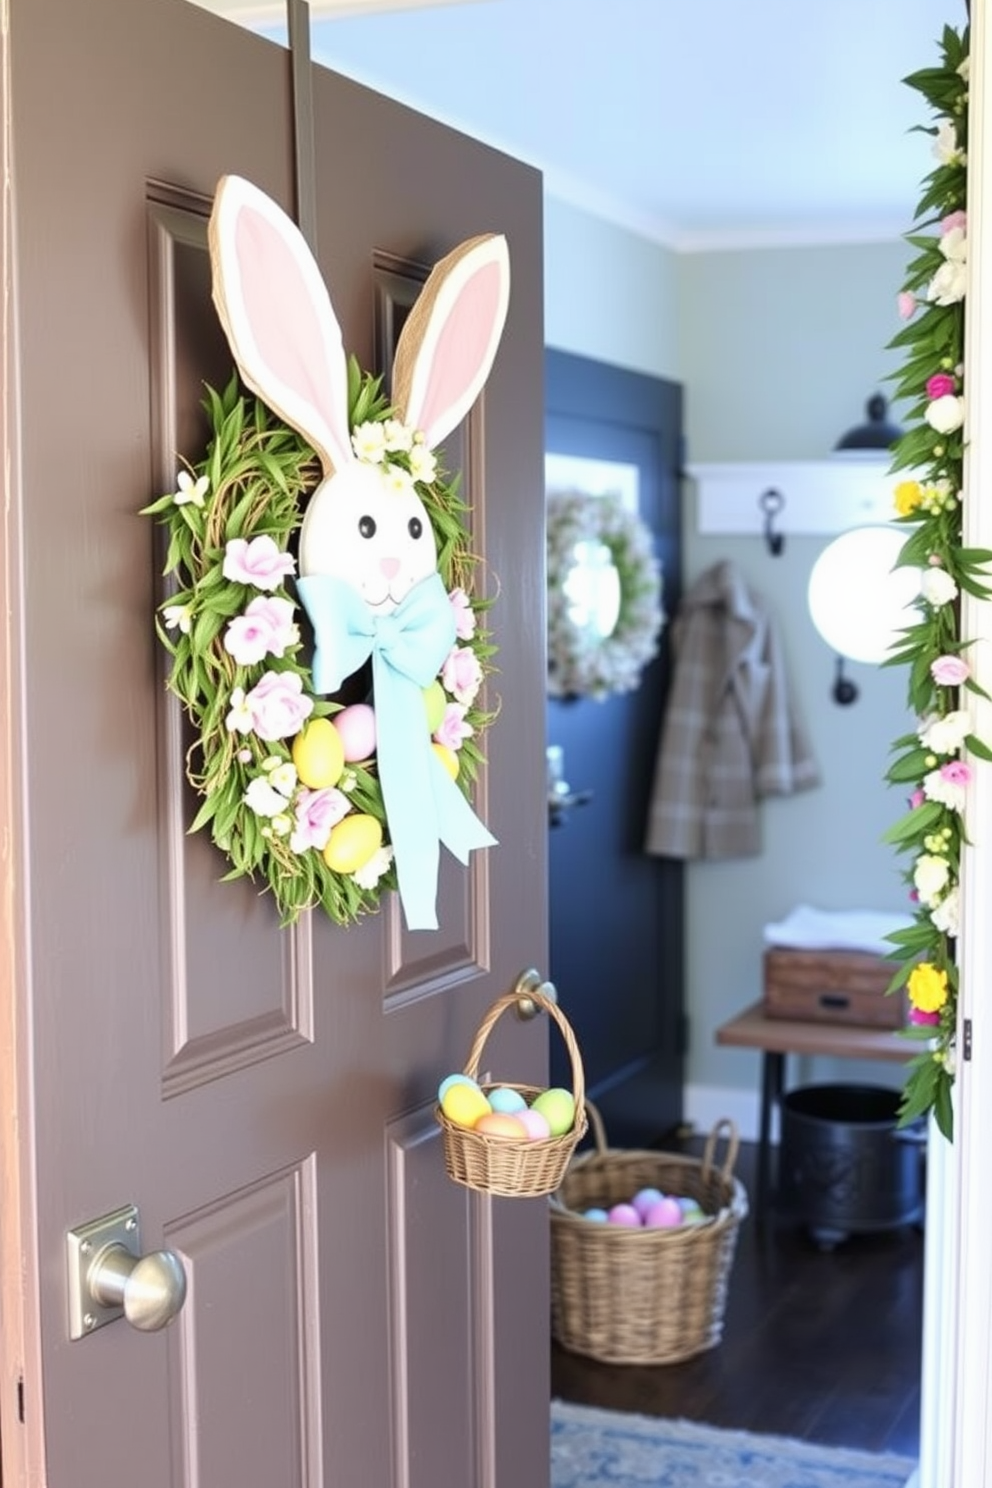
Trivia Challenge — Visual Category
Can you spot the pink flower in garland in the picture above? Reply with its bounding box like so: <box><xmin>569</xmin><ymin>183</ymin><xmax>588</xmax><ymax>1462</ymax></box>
<box><xmin>897</xmin><ymin>291</ymin><xmax>917</xmax><ymax>321</ymax></box>
<box><xmin>941</xmin><ymin>209</ymin><xmax>967</xmax><ymax>236</ymax></box>
<box><xmin>909</xmin><ymin>1007</ymin><xmax>941</xmax><ymax>1028</ymax></box>
<box><xmin>926</xmin><ymin>372</ymin><xmax>957</xmax><ymax>401</ymax></box>
<box><xmin>931</xmin><ymin>654</ymin><xmax>970</xmax><ymax>686</ymax></box>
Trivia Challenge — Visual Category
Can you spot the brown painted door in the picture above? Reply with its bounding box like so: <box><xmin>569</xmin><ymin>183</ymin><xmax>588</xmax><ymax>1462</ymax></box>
<box><xmin>0</xmin><ymin>3</ymin><xmax>548</xmax><ymax>1485</ymax></box>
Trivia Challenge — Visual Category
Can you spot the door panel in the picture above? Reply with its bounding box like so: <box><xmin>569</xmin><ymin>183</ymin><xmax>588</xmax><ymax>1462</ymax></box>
<box><xmin>0</xmin><ymin>2</ymin><xmax>548</xmax><ymax>1484</ymax></box>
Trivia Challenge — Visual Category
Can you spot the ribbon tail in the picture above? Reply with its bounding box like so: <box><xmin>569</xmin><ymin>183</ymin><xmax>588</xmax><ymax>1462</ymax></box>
<box><xmin>372</xmin><ymin>654</ymin><xmax>443</xmax><ymax>931</ymax></box>
<box><xmin>431</xmin><ymin>755</ymin><xmax>497</xmax><ymax>864</ymax></box>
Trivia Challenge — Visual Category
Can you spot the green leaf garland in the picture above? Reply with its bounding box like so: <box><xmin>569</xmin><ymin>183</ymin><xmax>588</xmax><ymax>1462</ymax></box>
<box><xmin>885</xmin><ymin>19</ymin><xmax>979</xmax><ymax>1141</ymax></box>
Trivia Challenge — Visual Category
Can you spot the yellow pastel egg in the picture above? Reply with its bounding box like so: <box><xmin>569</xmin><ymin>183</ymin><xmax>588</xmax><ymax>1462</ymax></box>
<box><xmin>441</xmin><ymin>1082</ymin><xmax>492</xmax><ymax>1128</ymax></box>
<box><xmin>292</xmin><ymin>718</ymin><xmax>345</xmax><ymax>788</ymax></box>
<box><xmin>475</xmin><ymin>1111</ymin><xmax>529</xmax><ymax>1140</ymax></box>
<box><xmin>323</xmin><ymin>813</ymin><xmax>382</xmax><ymax>873</ymax></box>
<box><xmin>433</xmin><ymin>742</ymin><xmax>459</xmax><ymax>780</ymax></box>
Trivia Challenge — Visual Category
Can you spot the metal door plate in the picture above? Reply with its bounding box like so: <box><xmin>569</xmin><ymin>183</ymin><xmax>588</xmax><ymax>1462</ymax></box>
<box><xmin>66</xmin><ymin>1204</ymin><xmax>140</xmax><ymax>1341</ymax></box>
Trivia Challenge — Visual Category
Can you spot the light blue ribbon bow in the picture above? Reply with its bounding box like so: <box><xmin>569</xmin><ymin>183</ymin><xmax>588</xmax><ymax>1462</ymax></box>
<box><xmin>296</xmin><ymin>570</ymin><xmax>497</xmax><ymax>930</ymax></box>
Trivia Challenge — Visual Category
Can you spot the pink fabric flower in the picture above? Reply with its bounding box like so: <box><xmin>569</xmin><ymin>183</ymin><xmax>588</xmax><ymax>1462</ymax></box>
<box><xmin>448</xmin><ymin>587</ymin><xmax>477</xmax><ymax>641</ymax></box>
<box><xmin>897</xmin><ymin>291</ymin><xmax>917</xmax><ymax>321</ymax></box>
<box><xmin>441</xmin><ymin>645</ymin><xmax>483</xmax><ymax>706</ymax></box>
<box><xmin>223</xmin><ymin>535</ymin><xmax>296</xmax><ymax>590</ymax></box>
<box><xmin>941</xmin><ymin>760</ymin><xmax>972</xmax><ymax>788</ymax></box>
<box><xmin>941</xmin><ymin>210</ymin><xmax>968</xmax><ymax>236</ymax></box>
<box><xmin>224</xmin><ymin>596</ymin><xmax>298</xmax><ymax>666</ymax></box>
<box><xmin>931</xmin><ymin>654</ymin><xmax>970</xmax><ymax>687</ymax></box>
<box><xmin>926</xmin><ymin>372</ymin><xmax>957</xmax><ymax>401</ymax></box>
<box><xmin>434</xmin><ymin>702</ymin><xmax>474</xmax><ymax>752</ymax></box>
<box><xmin>909</xmin><ymin>789</ymin><xmax>925</xmax><ymax>810</ymax></box>
<box><xmin>244</xmin><ymin>670</ymin><xmax>314</xmax><ymax>741</ymax></box>
<box><xmin>908</xmin><ymin>1007</ymin><xmax>941</xmax><ymax>1027</ymax></box>
<box><xmin>290</xmin><ymin>787</ymin><xmax>350</xmax><ymax>853</ymax></box>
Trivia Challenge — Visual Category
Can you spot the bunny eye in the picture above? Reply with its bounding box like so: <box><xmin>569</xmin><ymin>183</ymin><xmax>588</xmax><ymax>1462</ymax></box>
<box><xmin>358</xmin><ymin>515</ymin><xmax>377</xmax><ymax>539</ymax></box>
<box><xmin>408</xmin><ymin>517</ymin><xmax>424</xmax><ymax>540</ymax></box>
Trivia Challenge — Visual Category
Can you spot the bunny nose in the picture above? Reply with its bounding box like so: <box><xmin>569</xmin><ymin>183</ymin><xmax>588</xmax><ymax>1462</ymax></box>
<box><xmin>380</xmin><ymin>556</ymin><xmax>401</xmax><ymax>579</ymax></box>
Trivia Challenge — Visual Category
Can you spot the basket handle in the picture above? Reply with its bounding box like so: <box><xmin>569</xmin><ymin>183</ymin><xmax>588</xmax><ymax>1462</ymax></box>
<box><xmin>463</xmin><ymin>987</ymin><xmax>585</xmax><ymax>1112</ymax></box>
<box><xmin>701</xmin><ymin>1117</ymin><xmax>740</xmax><ymax>1183</ymax></box>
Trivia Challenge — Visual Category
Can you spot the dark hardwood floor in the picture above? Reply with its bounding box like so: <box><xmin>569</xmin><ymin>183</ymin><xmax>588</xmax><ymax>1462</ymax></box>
<box><xmin>551</xmin><ymin>1134</ymin><xmax>923</xmax><ymax>1459</ymax></box>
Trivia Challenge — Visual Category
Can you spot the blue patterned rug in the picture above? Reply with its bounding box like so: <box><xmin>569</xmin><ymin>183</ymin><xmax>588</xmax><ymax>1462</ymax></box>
<box><xmin>550</xmin><ymin>1401</ymin><xmax>917</xmax><ymax>1488</ymax></box>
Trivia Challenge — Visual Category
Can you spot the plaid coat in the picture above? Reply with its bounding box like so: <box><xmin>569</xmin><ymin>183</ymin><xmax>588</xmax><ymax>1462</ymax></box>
<box><xmin>644</xmin><ymin>560</ymin><xmax>820</xmax><ymax>860</ymax></box>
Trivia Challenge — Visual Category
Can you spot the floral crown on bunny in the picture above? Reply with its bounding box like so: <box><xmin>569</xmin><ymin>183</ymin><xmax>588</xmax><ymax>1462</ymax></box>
<box><xmin>144</xmin><ymin>174</ymin><xmax>510</xmax><ymax>931</ymax></box>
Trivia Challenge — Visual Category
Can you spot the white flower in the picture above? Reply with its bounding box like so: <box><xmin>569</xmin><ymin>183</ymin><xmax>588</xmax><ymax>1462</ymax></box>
<box><xmin>244</xmin><ymin>776</ymin><xmax>292</xmax><ymax>818</ymax></box>
<box><xmin>351</xmin><ymin>421</ymin><xmax>388</xmax><ymax>464</ymax></box>
<box><xmin>265</xmin><ymin>761</ymin><xmax>298</xmax><ymax>798</ymax></box>
<box><xmin>922</xmin><ymin>767</ymin><xmax>967</xmax><ymax>813</ymax></box>
<box><xmin>940</xmin><ymin>226</ymin><xmax>967</xmax><ymax>264</ymax></box>
<box><xmin>339</xmin><ymin>769</ymin><xmax>357</xmax><ymax>793</ymax></box>
<box><xmin>914</xmin><ymin>853</ymin><xmax>951</xmax><ymax>907</ymax></box>
<box><xmin>933</xmin><ymin>119</ymin><xmax>966</xmax><ymax>167</ymax></box>
<box><xmin>163</xmin><ymin>602</ymin><xmax>192</xmax><ymax>634</ymax></box>
<box><xmin>920</xmin><ymin>567</ymin><xmax>959</xmax><ymax>607</ymax></box>
<box><xmin>381</xmin><ymin>463</ymin><xmax>415</xmax><ymax>498</ymax></box>
<box><xmin>919</xmin><ymin>709</ymin><xmax>971</xmax><ymax>755</ymax></box>
<box><xmin>382</xmin><ymin>418</ymin><xmax>413</xmax><ymax>453</ymax></box>
<box><xmin>353</xmin><ymin>845</ymin><xmax>393</xmax><ymax>890</ymax></box>
<box><xmin>925</xmin><ymin>392</ymin><xmax>966</xmax><ymax>435</ymax></box>
<box><xmin>270</xmin><ymin>813</ymin><xmax>292</xmax><ymax>837</ymax></box>
<box><xmin>932</xmin><ymin>886</ymin><xmax>961</xmax><ymax>938</ymax></box>
<box><xmin>237</xmin><ymin>748</ymin><xmax>252</xmax><ymax>764</ymax></box>
<box><xmin>927</xmin><ymin>260</ymin><xmax>967</xmax><ymax>306</ymax></box>
<box><xmin>958</xmin><ymin>57</ymin><xmax>970</xmax><ymax>83</ymax></box>
<box><xmin>172</xmin><ymin>471</ymin><xmax>209</xmax><ymax>508</ymax></box>
<box><xmin>409</xmin><ymin>444</ymin><xmax>438</xmax><ymax>484</ymax></box>
<box><xmin>225</xmin><ymin>686</ymin><xmax>254</xmax><ymax>735</ymax></box>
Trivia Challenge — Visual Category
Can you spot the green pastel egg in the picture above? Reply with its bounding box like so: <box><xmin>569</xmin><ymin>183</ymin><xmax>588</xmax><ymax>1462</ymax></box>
<box><xmin>423</xmin><ymin>680</ymin><xmax>446</xmax><ymax>733</ymax></box>
<box><xmin>530</xmin><ymin>1087</ymin><xmax>575</xmax><ymax>1137</ymax></box>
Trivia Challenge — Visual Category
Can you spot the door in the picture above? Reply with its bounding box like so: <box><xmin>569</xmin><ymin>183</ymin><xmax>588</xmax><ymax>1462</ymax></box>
<box><xmin>0</xmin><ymin>3</ymin><xmax>549</xmax><ymax>1485</ymax></box>
<box><xmin>545</xmin><ymin>349</ymin><xmax>684</xmax><ymax>1147</ymax></box>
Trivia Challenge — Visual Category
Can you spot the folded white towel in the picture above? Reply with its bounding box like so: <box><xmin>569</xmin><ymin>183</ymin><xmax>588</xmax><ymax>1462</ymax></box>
<box><xmin>762</xmin><ymin>903</ymin><xmax>914</xmax><ymax>957</ymax></box>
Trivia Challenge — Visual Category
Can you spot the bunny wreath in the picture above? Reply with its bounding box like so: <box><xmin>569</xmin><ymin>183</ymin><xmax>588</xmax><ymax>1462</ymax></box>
<box><xmin>883</xmin><ymin>18</ymin><xmax>990</xmax><ymax>1141</ymax></box>
<box><xmin>143</xmin><ymin>365</ymin><xmax>496</xmax><ymax>929</ymax></box>
<box><xmin>546</xmin><ymin>488</ymin><xmax>664</xmax><ymax>701</ymax></box>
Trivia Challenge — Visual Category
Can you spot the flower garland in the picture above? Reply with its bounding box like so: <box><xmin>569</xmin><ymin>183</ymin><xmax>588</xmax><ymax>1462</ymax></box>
<box><xmin>884</xmin><ymin>19</ymin><xmax>989</xmax><ymax>1140</ymax></box>
<box><xmin>143</xmin><ymin>365</ymin><xmax>495</xmax><ymax>927</ymax></box>
<box><xmin>546</xmin><ymin>490</ymin><xmax>664</xmax><ymax>701</ymax></box>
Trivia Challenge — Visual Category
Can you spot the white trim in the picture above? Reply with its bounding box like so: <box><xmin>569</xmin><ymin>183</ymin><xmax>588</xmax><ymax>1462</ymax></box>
<box><xmin>951</xmin><ymin>9</ymin><xmax>992</xmax><ymax>1485</ymax></box>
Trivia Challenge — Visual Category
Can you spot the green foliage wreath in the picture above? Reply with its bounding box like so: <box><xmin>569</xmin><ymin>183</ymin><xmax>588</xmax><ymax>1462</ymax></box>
<box><xmin>143</xmin><ymin>365</ymin><xmax>495</xmax><ymax>927</ymax></box>
<box><xmin>883</xmin><ymin>19</ymin><xmax>988</xmax><ymax>1140</ymax></box>
<box><xmin>546</xmin><ymin>490</ymin><xmax>664</xmax><ymax>701</ymax></box>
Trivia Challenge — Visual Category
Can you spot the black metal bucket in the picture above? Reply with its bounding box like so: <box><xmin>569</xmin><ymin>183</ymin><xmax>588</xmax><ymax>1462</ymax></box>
<box><xmin>780</xmin><ymin>1084</ymin><xmax>925</xmax><ymax>1248</ymax></box>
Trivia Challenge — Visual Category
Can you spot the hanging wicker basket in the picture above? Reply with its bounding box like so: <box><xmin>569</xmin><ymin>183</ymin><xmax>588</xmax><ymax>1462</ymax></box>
<box><xmin>435</xmin><ymin>987</ymin><xmax>587</xmax><ymax>1198</ymax></box>
<box><xmin>549</xmin><ymin>1102</ymin><xmax>748</xmax><ymax>1364</ymax></box>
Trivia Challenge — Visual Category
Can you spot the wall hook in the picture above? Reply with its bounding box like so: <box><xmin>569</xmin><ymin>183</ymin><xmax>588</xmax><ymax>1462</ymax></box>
<box><xmin>758</xmin><ymin>487</ymin><xmax>785</xmax><ymax>556</ymax></box>
<box><xmin>832</xmin><ymin>656</ymin><xmax>859</xmax><ymax>706</ymax></box>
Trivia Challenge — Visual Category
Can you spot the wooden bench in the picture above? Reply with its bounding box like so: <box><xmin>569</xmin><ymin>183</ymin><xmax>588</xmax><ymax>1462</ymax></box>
<box><xmin>715</xmin><ymin>1000</ymin><xmax>913</xmax><ymax>1209</ymax></box>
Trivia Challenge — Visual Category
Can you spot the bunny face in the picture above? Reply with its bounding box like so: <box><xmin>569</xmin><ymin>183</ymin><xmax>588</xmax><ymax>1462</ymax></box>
<box><xmin>299</xmin><ymin>461</ymin><xmax>438</xmax><ymax>613</ymax></box>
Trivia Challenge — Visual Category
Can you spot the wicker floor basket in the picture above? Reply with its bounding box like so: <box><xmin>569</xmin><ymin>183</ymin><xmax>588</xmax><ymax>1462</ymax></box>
<box><xmin>550</xmin><ymin>1103</ymin><xmax>748</xmax><ymax>1364</ymax></box>
<box><xmin>435</xmin><ymin>988</ymin><xmax>588</xmax><ymax>1198</ymax></box>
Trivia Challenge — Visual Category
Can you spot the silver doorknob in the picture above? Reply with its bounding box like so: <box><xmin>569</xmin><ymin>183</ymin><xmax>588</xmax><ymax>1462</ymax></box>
<box><xmin>87</xmin><ymin>1244</ymin><xmax>187</xmax><ymax>1332</ymax></box>
<box><xmin>66</xmin><ymin>1204</ymin><xmax>188</xmax><ymax>1340</ymax></box>
<box><xmin>513</xmin><ymin>967</ymin><xmax>558</xmax><ymax>1020</ymax></box>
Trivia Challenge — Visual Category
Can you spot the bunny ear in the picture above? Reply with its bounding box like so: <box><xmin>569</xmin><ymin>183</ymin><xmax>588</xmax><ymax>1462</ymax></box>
<box><xmin>208</xmin><ymin>175</ymin><xmax>353</xmax><ymax>478</ymax></box>
<box><xmin>392</xmin><ymin>234</ymin><xmax>510</xmax><ymax>450</ymax></box>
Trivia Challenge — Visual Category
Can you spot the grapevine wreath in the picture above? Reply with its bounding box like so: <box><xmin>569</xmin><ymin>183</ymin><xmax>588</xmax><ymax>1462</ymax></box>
<box><xmin>144</xmin><ymin>176</ymin><xmax>509</xmax><ymax>932</ymax></box>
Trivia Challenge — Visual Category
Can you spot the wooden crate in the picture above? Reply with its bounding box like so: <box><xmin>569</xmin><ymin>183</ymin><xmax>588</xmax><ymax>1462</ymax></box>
<box><xmin>763</xmin><ymin>947</ymin><xmax>905</xmax><ymax>1030</ymax></box>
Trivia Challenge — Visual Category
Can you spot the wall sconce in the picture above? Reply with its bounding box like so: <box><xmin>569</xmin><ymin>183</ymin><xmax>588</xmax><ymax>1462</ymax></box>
<box><xmin>807</xmin><ymin>525</ymin><xmax>921</xmax><ymax>705</ymax></box>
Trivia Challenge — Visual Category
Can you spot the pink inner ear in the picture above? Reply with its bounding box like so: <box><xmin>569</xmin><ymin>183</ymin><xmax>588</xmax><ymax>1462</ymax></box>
<box><xmin>415</xmin><ymin>261</ymin><xmax>503</xmax><ymax>436</ymax></box>
<box><xmin>237</xmin><ymin>209</ymin><xmax>336</xmax><ymax>424</ymax></box>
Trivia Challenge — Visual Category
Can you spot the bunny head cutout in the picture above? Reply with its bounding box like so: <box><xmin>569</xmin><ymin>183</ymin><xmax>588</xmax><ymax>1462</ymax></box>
<box><xmin>208</xmin><ymin>175</ymin><xmax>510</xmax><ymax>616</ymax></box>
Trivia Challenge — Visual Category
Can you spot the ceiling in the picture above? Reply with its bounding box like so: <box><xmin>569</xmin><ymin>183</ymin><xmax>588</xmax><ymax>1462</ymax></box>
<box><xmin>196</xmin><ymin>0</ymin><xmax>962</xmax><ymax>249</ymax></box>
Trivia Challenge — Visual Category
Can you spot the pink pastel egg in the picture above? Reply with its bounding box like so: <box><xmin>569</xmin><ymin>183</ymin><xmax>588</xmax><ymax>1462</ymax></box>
<box><xmin>333</xmin><ymin>704</ymin><xmax>376</xmax><ymax>762</ymax></box>
<box><xmin>515</xmin><ymin>1108</ymin><xmax>552</xmax><ymax>1141</ymax></box>
<box><xmin>474</xmin><ymin>1111</ymin><xmax>529</xmax><ymax>1140</ymax></box>
<box><xmin>643</xmin><ymin>1197</ymin><xmax>683</xmax><ymax>1228</ymax></box>
<box><xmin>607</xmin><ymin>1203</ymin><xmax>642</xmax><ymax>1227</ymax></box>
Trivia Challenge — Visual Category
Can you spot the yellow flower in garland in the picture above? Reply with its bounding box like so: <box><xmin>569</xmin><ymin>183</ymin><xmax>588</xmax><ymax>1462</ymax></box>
<box><xmin>894</xmin><ymin>479</ymin><xmax>923</xmax><ymax>516</ymax></box>
<box><xmin>907</xmin><ymin>961</ymin><xmax>949</xmax><ymax>1015</ymax></box>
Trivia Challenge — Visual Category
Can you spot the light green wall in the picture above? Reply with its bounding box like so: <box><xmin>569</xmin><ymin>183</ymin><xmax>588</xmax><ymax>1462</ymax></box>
<box><xmin>545</xmin><ymin>205</ymin><xmax>915</xmax><ymax>1102</ymax></box>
